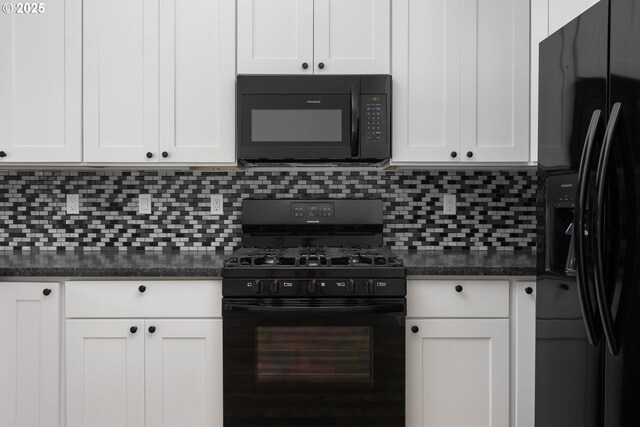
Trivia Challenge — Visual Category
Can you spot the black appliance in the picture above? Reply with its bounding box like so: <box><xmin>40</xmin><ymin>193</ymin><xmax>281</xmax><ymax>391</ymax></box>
<box><xmin>222</xmin><ymin>199</ymin><xmax>406</xmax><ymax>427</ymax></box>
<box><xmin>236</xmin><ymin>75</ymin><xmax>391</xmax><ymax>165</ymax></box>
<box><xmin>537</xmin><ymin>1</ymin><xmax>640</xmax><ymax>425</ymax></box>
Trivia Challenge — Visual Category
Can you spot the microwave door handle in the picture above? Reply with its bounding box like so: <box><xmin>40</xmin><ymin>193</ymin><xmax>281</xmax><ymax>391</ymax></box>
<box><xmin>351</xmin><ymin>83</ymin><xmax>360</xmax><ymax>157</ymax></box>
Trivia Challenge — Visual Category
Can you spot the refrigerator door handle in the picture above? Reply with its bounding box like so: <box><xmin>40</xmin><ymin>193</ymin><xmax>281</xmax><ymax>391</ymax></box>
<box><xmin>575</xmin><ymin>109</ymin><xmax>604</xmax><ymax>347</ymax></box>
<box><xmin>593</xmin><ymin>102</ymin><xmax>634</xmax><ymax>356</ymax></box>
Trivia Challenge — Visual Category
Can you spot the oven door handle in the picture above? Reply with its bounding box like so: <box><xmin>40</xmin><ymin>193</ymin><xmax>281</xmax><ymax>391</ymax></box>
<box><xmin>223</xmin><ymin>302</ymin><xmax>405</xmax><ymax>314</ymax></box>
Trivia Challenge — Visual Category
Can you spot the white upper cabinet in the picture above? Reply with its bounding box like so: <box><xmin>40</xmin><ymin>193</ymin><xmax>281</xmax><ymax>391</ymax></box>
<box><xmin>392</xmin><ymin>0</ymin><xmax>462</xmax><ymax>162</ymax></box>
<box><xmin>83</xmin><ymin>0</ymin><xmax>159</xmax><ymax>163</ymax></box>
<box><xmin>238</xmin><ymin>0</ymin><xmax>389</xmax><ymax>75</ymax></box>
<box><xmin>530</xmin><ymin>0</ymin><xmax>600</xmax><ymax>163</ymax></box>
<box><xmin>237</xmin><ymin>0</ymin><xmax>314</xmax><ymax>74</ymax></box>
<box><xmin>0</xmin><ymin>0</ymin><xmax>81</xmax><ymax>163</ymax></box>
<box><xmin>158</xmin><ymin>0</ymin><xmax>235</xmax><ymax>163</ymax></box>
<box><xmin>313</xmin><ymin>0</ymin><xmax>390</xmax><ymax>74</ymax></box>
<box><xmin>392</xmin><ymin>0</ymin><xmax>530</xmax><ymax>164</ymax></box>
<box><xmin>84</xmin><ymin>0</ymin><xmax>235</xmax><ymax>164</ymax></box>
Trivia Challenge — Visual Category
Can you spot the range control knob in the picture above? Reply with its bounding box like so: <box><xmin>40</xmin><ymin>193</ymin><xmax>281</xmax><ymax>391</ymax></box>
<box><xmin>270</xmin><ymin>279</ymin><xmax>281</xmax><ymax>294</ymax></box>
<box><xmin>365</xmin><ymin>279</ymin><xmax>375</xmax><ymax>294</ymax></box>
<box><xmin>308</xmin><ymin>279</ymin><xmax>320</xmax><ymax>294</ymax></box>
<box><xmin>252</xmin><ymin>279</ymin><xmax>263</xmax><ymax>294</ymax></box>
<box><xmin>348</xmin><ymin>279</ymin><xmax>357</xmax><ymax>294</ymax></box>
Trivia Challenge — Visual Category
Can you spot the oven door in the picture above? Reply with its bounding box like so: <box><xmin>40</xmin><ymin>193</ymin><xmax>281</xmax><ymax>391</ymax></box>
<box><xmin>223</xmin><ymin>298</ymin><xmax>405</xmax><ymax>427</ymax></box>
<box><xmin>238</xmin><ymin>94</ymin><xmax>355</xmax><ymax>161</ymax></box>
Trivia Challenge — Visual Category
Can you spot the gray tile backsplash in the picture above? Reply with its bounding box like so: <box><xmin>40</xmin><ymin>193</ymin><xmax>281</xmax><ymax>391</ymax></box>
<box><xmin>0</xmin><ymin>169</ymin><xmax>536</xmax><ymax>251</ymax></box>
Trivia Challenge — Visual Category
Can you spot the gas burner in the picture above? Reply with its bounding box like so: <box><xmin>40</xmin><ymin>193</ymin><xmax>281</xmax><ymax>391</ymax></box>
<box><xmin>298</xmin><ymin>246</ymin><xmax>328</xmax><ymax>267</ymax></box>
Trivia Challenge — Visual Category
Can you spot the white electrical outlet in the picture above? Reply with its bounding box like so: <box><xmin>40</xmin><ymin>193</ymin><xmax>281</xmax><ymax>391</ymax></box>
<box><xmin>66</xmin><ymin>194</ymin><xmax>80</xmax><ymax>215</ymax></box>
<box><xmin>443</xmin><ymin>194</ymin><xmax>456</xmax><ymax>215</ymax></box>
<box><xmin>139</xmin><ymin>194</ymin><xmax>152</xmax><ymax>215</ymax></box>
<box><xmin>211</xmin><ymin>195</ymin><xmax>223</xmax><ymax>215</ymax></box>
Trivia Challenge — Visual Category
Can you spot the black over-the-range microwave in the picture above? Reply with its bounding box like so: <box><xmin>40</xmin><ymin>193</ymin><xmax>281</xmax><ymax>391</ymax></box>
<box><xmin>236</xmin><ymin>75</ymin><xmax>391</xmax><ymax>165</ymax></box>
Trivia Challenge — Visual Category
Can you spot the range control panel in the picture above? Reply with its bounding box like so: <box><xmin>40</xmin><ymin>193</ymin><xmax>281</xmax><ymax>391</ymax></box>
<box><xmin>291</xmin><ymin>202</ymin><xmax>335</xmax><ymax>219</ymax></box>
<box><xmin>361</xmin><ymin>95</ymin><xmax>387</xmax><ymax>145</ymax></box>
<box><xmin>223</xmin><ymin>277</ymin><xmax>407</xmax><ymax>297</ymax></box>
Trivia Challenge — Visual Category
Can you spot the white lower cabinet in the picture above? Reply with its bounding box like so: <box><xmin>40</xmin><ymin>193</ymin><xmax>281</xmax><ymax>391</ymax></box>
<box><xmin>0</xmin><ymin>282</ymin><xmax>61</xmax><ymax>427</ymax></box>
<box><xmin>145</xmin><ymin>320</ymin><xmax>223</xmax><ymax>427</ymax></box>
<box><xmin>66</xmin><ymin>320</ymin><xmax>146</xmax><ymax>427</ymax></box>
<box><xmin>406</xmin><ymin>319</ymin><xmax>510</xmax><ymax>427</ymax></box>
<box><xmin>406</xmin><ymin>279</ymin><xmax>535</xmax><ymax>427</ymax></box>
<box><xmin>65</xmin><ymin>280</ymin><xmax>223</xmax><ymax>427</ymax></box>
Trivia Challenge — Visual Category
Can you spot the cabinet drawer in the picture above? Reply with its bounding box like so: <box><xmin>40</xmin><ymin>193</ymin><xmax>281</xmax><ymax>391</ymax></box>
<box><xmin>407</xmin><ymin>280</ymin><xmax>509</xmax><ymax>318</ymax></box>
<box><xmin>65</xmin><ymin>280</ymin><xmax>221</xmax><ymax>318</ymax></box>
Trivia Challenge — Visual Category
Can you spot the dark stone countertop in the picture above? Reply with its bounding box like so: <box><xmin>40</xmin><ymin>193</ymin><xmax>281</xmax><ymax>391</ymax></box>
<box><xmin>397</xmin><ymin>250</ymin><xmax>536</xmax><ymax>276</ymax></box>
<box><xmin>0</xmin><ymin>250</ymin><xmax>536</xmax><ymax>278</ymax></box>
<box><xmin>0</xmin><ymin>251</ymin><xmax>228</xmax><ymax>277</ymax></box>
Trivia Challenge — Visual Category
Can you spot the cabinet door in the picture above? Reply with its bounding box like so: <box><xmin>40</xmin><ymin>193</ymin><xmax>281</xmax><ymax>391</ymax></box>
<box><xmin>513</xmin><ymin>282</ymin><xmax>536</xmax><ymax>427</ymax></box>
<box><xmin>237</xmin><ymin>0</ymin><xmax>314</xmax><ymax>74</ymax></box>
<box><xmin>406</xmin><ymin>319</ymin><xmax>510</xmax><ymax>427</ymax></box>
<box><xmin>392</xmin><ymin>0</ymin><xmax>462</xmax><ymax>163</ymax></box>
<box><xmin>159</xmin><ymin>0</ymin><xmax>235</xmax><ymax>164</ymax></box>
<box><xmin>145</xmin><ymin>320</ymin><xmax>223</xmax><ymax>427</ymax></box>
<box><xmin>66</xmin><ymin>320</ymin><xmax>145</xmax><ymax>427</ymax></box>
<box><xmin>83</xmin><ymin>0</ymin><xmax>159</xmax><ymax>163</ymax></box>
<box><xmin>0</xmin><ymin>0</ymin><xmax>81</xmax><ymax>163</ymax></box>
<box><xmin>0</xmin><ymin>283</ymin><xmax>60</xmax><ymax>427</ymax></box>
<box><xmin>460</xmin><ymin>0</ymin><xmax>529</xmax><ymax>163</ymax></box>
<box><xmin>313</xmin><ymin>0</ymin><xmax>390</xmax><ymax>74</ymax></box>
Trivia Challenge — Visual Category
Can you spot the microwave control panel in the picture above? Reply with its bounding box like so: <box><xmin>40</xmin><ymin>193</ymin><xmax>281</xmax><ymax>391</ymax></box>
<box><xmin>361</xmin><ymin>95</ymin><xmax>387</xmax><ymax>145</ymax></box>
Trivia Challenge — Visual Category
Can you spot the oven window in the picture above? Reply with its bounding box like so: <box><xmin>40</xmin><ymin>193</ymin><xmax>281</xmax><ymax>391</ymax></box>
<box><xmin>256</xmin><ymin>326</ymin><xmax>371</xmax><ymax>384</ymax></box>
<box><xmin>251</xmin><ymin>109</ymin><xmax>342</xmax><ymax>142</ymax></box>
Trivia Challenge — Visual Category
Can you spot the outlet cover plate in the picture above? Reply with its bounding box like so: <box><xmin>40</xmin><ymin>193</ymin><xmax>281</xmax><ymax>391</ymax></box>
<box><xmin>139</xmin><ymin>194</ymin><xmax>152</xmax><ymax>215</ymax></box>
<box><xmin>211</xmin><ymin>195</ymin><xmax>223</xmax><ymax>215</ymax></box>
<box><xmin>443</xmin><ymin>194</ymin><xmax>456</xmax><ymax>215</ymax></box>
<box><xmin>66</xmin><ymin>194</ymin><xmax>79</xmax><ymax>215</ymax></box>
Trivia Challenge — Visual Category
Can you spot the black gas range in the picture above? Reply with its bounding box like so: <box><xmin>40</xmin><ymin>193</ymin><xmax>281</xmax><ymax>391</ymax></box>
<box><xmin>222</xmin><ymin>246</ymin><xmax>406</xmax><ymax>297</ymax></box>
<box><xmin>222</xmin><ymin>199</ymin><xmax>405</xmax><ymax>427</ymax></box>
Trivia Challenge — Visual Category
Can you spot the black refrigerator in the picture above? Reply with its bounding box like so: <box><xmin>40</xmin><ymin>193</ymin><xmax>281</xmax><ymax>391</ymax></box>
<box><xmin>537</xmin><ymin>0</ymin><xmax>640</xmax><ymax>426</ymax></box>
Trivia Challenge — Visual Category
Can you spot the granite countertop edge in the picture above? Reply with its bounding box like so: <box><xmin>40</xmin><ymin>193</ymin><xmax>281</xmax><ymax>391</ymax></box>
<box><xmin>0</xmin><ymin>250</ymin><xmax>536</xmax><ymax>278</ymax></box>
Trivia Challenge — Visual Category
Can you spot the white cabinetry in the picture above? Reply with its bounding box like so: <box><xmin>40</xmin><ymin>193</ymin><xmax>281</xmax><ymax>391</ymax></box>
<box><xmin>0</xmin><ymin>0</ymin><xmax>81</xmax><ymax>163</ymax></box>
<box><xmin>530</xmin><ymin>0</ymin><xmax>600</xmax><ymax>162</ymax></box>
<box><xmin>146</xmin><ymin>320</ymin><xmax>223</xmax><ymax>427</ymax></box>
<box><xmin>406</xmin><ymin>279</ymin><xmax>512</xmax><ymax>427</ymax></box>
<box><xmin>66</xmin><ymin>320</ymin><xmax>146</xmax><ymax>427</ymax></box>
<box><xmin>513</xmin><ymin>281</ymin><xmax>536</xmax><ymax>427</ymax></box>
<box><xmin>392</xmin><ymin>0</ymin><xmax>529</xmax><ymax>164</ymax></box>
<box><xmin>65</xmin><ymin>280</ymin><xmax>223</xmax><ymax>427</ymax></box>
<box><xmin>0</xmin><ymin>282</ymin><xmax>61</xmax><ymax>427</ymax></box>
<box><xmin>406</xmin><ymin>319</ymin><xmax>510</xmax><ymax>427</ymax></box>
<box><xmin>237</xmin><ymin>0</ymin><xmax>389</xmax><ymax>74</ymax></box>
<box><xmin>237</xmin><ymin>0</ymin><xmax>314</xmax><ymax>74</ymax></box>
<box><xmin>83</xmin><ymin>0</ymin><xmax>235</xmax><ymax>164</ymax></box>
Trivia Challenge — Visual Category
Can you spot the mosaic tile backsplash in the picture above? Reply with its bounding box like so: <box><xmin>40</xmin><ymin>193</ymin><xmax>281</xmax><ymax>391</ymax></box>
<box><xmin>0</xmin><ymin>170</ymin><xmax>537</xmax><ymax>251</ymax></box>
